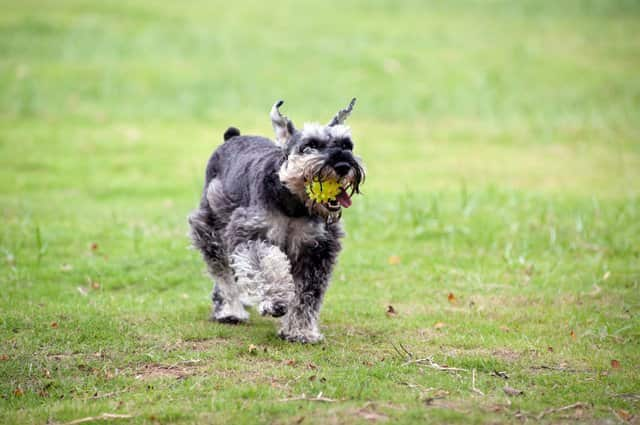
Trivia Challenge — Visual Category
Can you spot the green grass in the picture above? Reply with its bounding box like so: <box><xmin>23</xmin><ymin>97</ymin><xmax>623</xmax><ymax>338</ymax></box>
<box><xmin>1</xmin><ymin>0</ymin><xmax>639</xmax><ymax>423</ymax></box>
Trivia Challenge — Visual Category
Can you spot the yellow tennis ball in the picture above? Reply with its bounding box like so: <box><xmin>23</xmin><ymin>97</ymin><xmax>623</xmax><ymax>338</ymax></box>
<box><xmin>305</xmin><ymin>178</ymin><xmax>341</xmax><ymax>203</ymax></box>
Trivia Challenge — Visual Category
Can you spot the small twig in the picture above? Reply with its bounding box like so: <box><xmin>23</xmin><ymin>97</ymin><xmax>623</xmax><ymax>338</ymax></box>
<box><xmin>531</xmin><ymin>365</ymin><xmax>582</xmax><ymax>373</ymax></box>
<box><xmin>537</xmin><ymin>402</ymin><xmax>588</xmax><ymax>420</ymax></box>
<box><xmin>402</xmin><ymin>357</ymin><xmax>468</xmax><ymax>372</ymax></box>
<box><xmin>400</xmin><ymin>382</ymin><xmax>435</xmax><ymax>393</ymax></box>
<box><xmin>613</xmin><ymin>393</ymin><xmax>640</xmax><ymax>401</ymax></box>
<box><xmin>398</xmin><ymin>343</ymin><xmax>413</xmax><ymax>359</ymax></box>
<box><xmin>471</xmin><ymin>368</ymin><xmax>485</xmax><ymax>395</ymax></box>
<box><xmin>279</xmin><ymin>392</ymin><xmax>342</xmax><ymax>403</ymax></box>
<box><xmin>62</xmin><ymin>413</ymin><xmax>133</xmax><ymax>425</ymax></box>
<box><xmin>168</xmin><ymin>359</ymin><xmax>201</xmax><ymax>368</ymax></box>
<box><xmin>390</xmin><ymin>342</ymin><xmax>407</xmax><ymax>360</ymax></box>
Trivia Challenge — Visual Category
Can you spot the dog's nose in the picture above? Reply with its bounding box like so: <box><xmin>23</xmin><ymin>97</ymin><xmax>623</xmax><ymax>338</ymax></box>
<box><xmin>334</xmin><ymin>162</ymin><xmax>351</xmax><ymax>176</ymax></box>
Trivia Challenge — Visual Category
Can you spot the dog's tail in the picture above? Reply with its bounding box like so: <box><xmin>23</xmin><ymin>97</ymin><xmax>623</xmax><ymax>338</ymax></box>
<box><xmin>223</xmin><ymin>127</ymin><xmax>241</xmax><ymax>141</ymax></box>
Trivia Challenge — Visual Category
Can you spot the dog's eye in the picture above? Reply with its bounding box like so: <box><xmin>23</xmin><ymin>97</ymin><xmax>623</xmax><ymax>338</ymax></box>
<box><xmin>337</xmin><ymin>138</ymin><xmax>353</xmax><ymax>151</ymax></box>
<box><xmin>302</xmin><ymin>139</ymin><xmax>321</xmax><ymax>153</ymax></box>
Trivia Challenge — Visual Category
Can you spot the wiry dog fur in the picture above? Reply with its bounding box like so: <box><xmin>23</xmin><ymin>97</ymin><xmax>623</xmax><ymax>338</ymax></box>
<box><xmin>188</xmin><ymin>99</ymin><xmax>365</xmax><ymax>343</ymax></box>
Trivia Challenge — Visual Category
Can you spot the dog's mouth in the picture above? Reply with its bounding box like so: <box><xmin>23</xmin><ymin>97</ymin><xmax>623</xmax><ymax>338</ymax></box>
<box><xmin>303</xmin><ymin>160</ymin><xmax>364</xmax><ymax>222</ymax></box>
<box><xmin>326</xmin><ymin>187</ymin><xmax>352</xmax><ymax>211</ymax></box>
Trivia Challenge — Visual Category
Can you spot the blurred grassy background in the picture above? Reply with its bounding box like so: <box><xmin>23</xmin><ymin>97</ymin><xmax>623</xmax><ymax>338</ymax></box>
<box><xmin>1</xmin><ymin>0</ymin><xmax>639</xmax><ymax>423</ymax></box>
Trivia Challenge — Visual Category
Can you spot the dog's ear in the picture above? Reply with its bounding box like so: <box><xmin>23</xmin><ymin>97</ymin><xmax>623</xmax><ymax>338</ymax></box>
<box><xmin>271</xmin><ymin>100</ymin><xmax>296</xmax><ymax>144</ymax></box>
<box><xmin>328</xmin><ymin>98</ymin><xmax>356</xmax><ymax>126</ymax></box>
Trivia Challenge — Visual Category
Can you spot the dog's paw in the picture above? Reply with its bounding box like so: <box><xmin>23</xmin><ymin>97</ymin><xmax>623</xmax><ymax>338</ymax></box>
<box><xmin>211</xmin><ymin>302</ymin><xmax>249</xmax><ymax>324</ymax></box>
<box><xmin>211</xmin><ymin>315</ymin><xmax>246</xmax><ymax>325</ymax></box>
<box><xmin>259</xmin><ymin>300</ymin><xmax>288</xmax><ymax>318</ymax></box>
<box><xmin>278</xmin><ymin>328</ymin><xmax>324</xmax><ymax>344</ymax></box>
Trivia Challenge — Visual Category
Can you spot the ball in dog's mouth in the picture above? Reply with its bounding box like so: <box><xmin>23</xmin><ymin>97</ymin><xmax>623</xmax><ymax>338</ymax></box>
<box><xmin>306</xmin><ymin>178</ymin><xmax>354</xmax><ymax>212</ymax></box>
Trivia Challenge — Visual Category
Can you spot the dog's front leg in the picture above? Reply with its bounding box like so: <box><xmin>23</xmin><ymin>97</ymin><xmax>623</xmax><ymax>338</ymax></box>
<box><xmin>230</xmin><ymin>240</ymin><xmax>294</xmax><ymax>317</ymax></box>
<box><xmin>279</xmin><ymin>233</ymin><xmax>342</xmax><ymax>344</ymax></box>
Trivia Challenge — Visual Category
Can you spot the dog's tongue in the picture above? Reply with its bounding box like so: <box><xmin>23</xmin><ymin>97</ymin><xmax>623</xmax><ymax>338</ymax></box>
<box><xmin>336</xmin><ymin>190</ymin><xmax>352</xmax><ymax>208</ymax></box>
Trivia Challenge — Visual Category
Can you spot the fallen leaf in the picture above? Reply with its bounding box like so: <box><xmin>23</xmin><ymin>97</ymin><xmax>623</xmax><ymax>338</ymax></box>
<box><xmin>0</xmin><ymin>354</ymin><xmax>9</xmax><ymax>361</ymax></box>
<box><xmin>547</xmin><ymin>346</ymin><xmax>554</xmax><ymax>352</ymax></box>
<box><xmin>616</xmin><ymin>409</ymin><xmax>632</xmax><ymax>421</ymax></box>
<box><xmin>388</xmin><ymin>255</ymin><xmax>401</xmax><ymax>265</ymax></box>
<box><xmin>248</xmin><ymin>344</ymin><xmax>258</xmax><ymax>355</ymax></box>
<box><xmin>13</xmin><ymin>388</ymin><xmax>23</xmax><ymax>397</ymax></box>
<box><xmin>503</xmin><ymin>386</ymin><xmax>523</xmax><ymax>396</ymax></box>
<box><xmin>433</xmin><ymin>322</ymin><xmax>446</xmax><ymax>329</ymax></box>
<box><xmin>285</xmin><ymin>359</ymin><xmax>296</xmax><ymax>366</ymax></box>
<box><xmin>603</xmin><ymin>271</ymin><xmax>611</xmax><ymax>281</ymax></box>
<box><xmin>570</xmin><ymin>330</ymin><xmax>576</xmax><ymax>339</ymax></box>
<box><xmin>50</xmin><ymin>322</ymin><xmax>59</xmax><ymax>329</ymax></box>
<box><xmin>447</xmin><ymin>293</ymin><xmax>456</xmax><ymax>304</ymax></box>
<box><xmin>91</xmin><ymin>281</ymin><xmax>100</xmax><ymax>290</ymax></box>
<box><xmin>611</xmin><ymin>359</ymin><xmax>621</xmax><ymax>369</ymax></box>
<box><xmin>90</xmin><ymin>242</ymin><xmax>99</xmax><ymax>251</ymax></box>
<box><xmin>386</xmin><ymin>305</ymin><xmax>397</xmax><ymax>316</ymax></box>
<box><xmin>307</xmin><ymin>363</ymin><xmax>317</xmax><ymax>370</ymax></box>
<box><xmin>500</xmin><ymin>325</ymin><xmax>510</xmax><ymax>332</ymax></box>
<box><xmin>308</xmin><ymin>375</ymin><xmax>316</xmax><ymax>382</ymax></box>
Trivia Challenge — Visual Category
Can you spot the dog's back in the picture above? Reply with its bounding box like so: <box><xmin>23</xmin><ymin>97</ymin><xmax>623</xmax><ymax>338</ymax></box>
<box><xmin>203</xmin><ymin>131</ymin><xmax>283</xmax><ymax>211</ymax></box>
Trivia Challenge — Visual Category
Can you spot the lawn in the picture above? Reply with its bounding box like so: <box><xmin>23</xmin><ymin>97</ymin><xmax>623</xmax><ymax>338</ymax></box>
<box><xmin>1</xmin><ymin>0</ymin><xmax>639</xmax><ymax>423</ymax></box>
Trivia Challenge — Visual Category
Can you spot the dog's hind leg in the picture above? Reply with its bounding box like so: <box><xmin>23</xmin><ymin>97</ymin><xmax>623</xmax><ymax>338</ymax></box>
<box><xmin>230</xmin><ymin>241</ymin><xmax>294</xmax><ymax>318</ymax></box>
<box><xmin>188</xmin><ymin>206</ymin><xmax>249</xmax><ymax>324</ymax></box>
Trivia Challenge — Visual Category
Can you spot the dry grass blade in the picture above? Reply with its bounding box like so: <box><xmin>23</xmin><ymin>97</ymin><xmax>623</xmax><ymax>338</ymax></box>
<box><xmin>471</xmin><ymin>368</ymin><xmax>485</xmax><ymax>395</ymax></box>
<box><xmin>279</xmin><ymin>392</ymin><xmax>342</xmax><ymax>403</ymax></box>
<box><xmin>537</xmin><ymin>402</ymin><xmax>588</xmax><ymax>419</ymax></box>
<box><xmin>613</xmin><ymin>393</ymin><xmax>640</xmax><ymax>401</ymax></box>
<box><xmin>62</xmin><ymin>413</ymin><xmax>133</xmax><ymax>425</ymax></box>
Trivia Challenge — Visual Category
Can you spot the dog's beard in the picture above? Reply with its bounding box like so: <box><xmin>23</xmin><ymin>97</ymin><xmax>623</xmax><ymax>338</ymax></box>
<box><xmin>279</xmin><ymin>152</ymin><xmax>365</xmax><ymax>222</ymax></box>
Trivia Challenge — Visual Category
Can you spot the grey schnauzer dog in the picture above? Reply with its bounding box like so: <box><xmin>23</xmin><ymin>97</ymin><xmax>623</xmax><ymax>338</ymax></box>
<box><xmin>188</xmin><ymin>99</ymin><xmax>365</xmax><ymax>343</ymax></box>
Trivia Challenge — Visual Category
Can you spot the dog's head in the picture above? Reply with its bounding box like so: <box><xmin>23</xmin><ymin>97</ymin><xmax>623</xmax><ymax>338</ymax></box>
<box><xmin>273</xmin><ymin>99</ymin><xmax>366</xmax><ymax>222</ymax></box>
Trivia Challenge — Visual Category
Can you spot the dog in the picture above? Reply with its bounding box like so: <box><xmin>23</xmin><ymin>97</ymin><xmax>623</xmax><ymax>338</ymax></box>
<box><xmin>188</xmin><ymin>99</ymin><xmax>365</xmax><ymax>343</ymax></box>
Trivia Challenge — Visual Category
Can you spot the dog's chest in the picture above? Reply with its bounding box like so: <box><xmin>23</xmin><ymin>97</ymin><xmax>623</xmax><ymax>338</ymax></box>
<box><xmin>265</xmin><ymin>214</ymin><xmax>326</xmax><ymax>258</ymax></box>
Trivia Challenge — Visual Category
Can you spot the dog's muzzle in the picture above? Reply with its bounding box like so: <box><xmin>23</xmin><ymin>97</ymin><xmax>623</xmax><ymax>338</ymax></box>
<box><xmin>333</xmin><ymin>162</ymin><xmax>351</xmax><ymax>176</ymax></box>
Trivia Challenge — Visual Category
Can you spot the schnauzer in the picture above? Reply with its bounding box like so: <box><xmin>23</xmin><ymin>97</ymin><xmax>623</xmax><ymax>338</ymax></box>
<box><xmin>188</xmin><ymin>99</ymin><xmax>365</xmax><ymax>343</ymax></box>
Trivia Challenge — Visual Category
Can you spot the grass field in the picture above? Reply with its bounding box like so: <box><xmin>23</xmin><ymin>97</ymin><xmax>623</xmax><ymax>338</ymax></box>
<box><xmin>1</xmin><ymin>0</ymin><xmax>639</xmax><ymax>423</ymax></box>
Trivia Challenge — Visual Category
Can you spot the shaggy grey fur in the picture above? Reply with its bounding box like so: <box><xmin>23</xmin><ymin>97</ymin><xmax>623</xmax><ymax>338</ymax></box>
<box><xmin>188</xmin><ymin>99</ymin><xmax>365</xmax><ymax>343</ymax></box>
